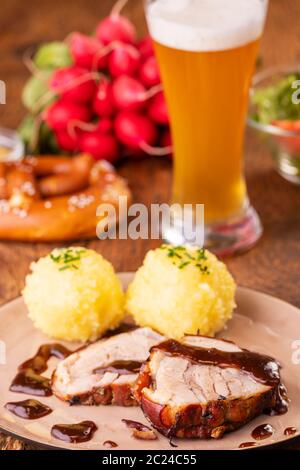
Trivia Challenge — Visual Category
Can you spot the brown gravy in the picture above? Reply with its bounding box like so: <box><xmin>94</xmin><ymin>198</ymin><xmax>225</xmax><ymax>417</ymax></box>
<box><xmin>122</xmin><ymin>419</ymin><xmax>151</xmax><ymax>431</ymax></box>
<box><xmin>10</xmin><ymin>343</ymin><xmax>72</xmax><ymax>397</ymax></box>
<box><xmin>10</xmin><ymin>369</ymin><xmax>52</xmax><ymax>397</ymax></box>
<box><xmin>93</xmin><ymin>360</ymin><xmax>143</xmax><ymax>375</ymax></box>
<box><xmin>251</xmin><ymin>423</ymin><xmax>274</xmax><ymax>440</ymax></box>
<box><xmin>239</xmin><ymin>442</ymin><xmax>257</xmax><ymax>448</ymax></box>
<box><xmin>51</xmin><ymin>421</ymin><xmax>98</xmax><ymax>443</ymax></box>
<box><xmin>284</xmin><ymin>427</ymin><xmax>297</xmax><ymax>436</ymax></box>
<box><xmin>5</xmin><ymin>399</ymin><xmax>52</xmax><ymax>420</ymax></box>
<box><xmin>19</xmin><ymin>343</ymin><xmax>72</xmax><ymax>374</ymax></box>
<box><xmin>103</xmin><ymin>324</ymin><xmax>137</xmax><ymax>339</ymax></box>
<box><xmin>103</xmin><ymin>440</ymin><xmax>118</xmax><ymax>448</ymax></box>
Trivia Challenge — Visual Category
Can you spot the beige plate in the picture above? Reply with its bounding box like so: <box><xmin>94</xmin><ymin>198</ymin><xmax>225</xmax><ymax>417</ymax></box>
<box><xmin>0</xmin><ymin>273</ymin><xmax>300</xmax><ymax>450</ymax></box>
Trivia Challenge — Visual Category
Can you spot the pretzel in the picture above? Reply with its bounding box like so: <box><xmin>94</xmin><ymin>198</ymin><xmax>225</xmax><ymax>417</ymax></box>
<box><xmin>0</xmin><ymin>154</ymin><xmax>131</xmax><ymax>242</ymax></box>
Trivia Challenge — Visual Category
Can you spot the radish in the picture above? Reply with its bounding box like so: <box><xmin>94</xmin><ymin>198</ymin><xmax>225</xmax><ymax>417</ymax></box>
<box><xmin>138</xmin><ymin>36</ymin><xmax>154</xmax><ymax>60</ymax></box>
<box><xmin>108</xmin><ymin>44</ymin><xmax>140</xmax><ymax>78</ymax></box>
<box><xmin>139</xmin><ymin>56</ymin><xmax>161</xmax><ymax>87</ymax></box>
<box><xmin>45</xmin><ymin>100</ymin><xmax>91</xmax><ymax>131</ymax></box>
<box><xmin>69</xmin><ymin>32</ymin><xmax>107</xmax><ymax>70</ymax></box>
<box><xmin>79</xmin><ymin>130</ymin><xmax>119</xmax><ymax>163</ymax></box>
<box><xmin>93</xmin><ymin>79</ymin><xmax>115</xmax><ymax>117</ymax></box>
<box><xmin>161</xmin><ymin>129</ymin><xmax>172</xmax><ymax>148</ymax></box>
<box><xmin>112</xmin><ymin>75</ymin><xmax>145</xmax><ymax>111</ymax></box>
<box><xmin>69</xmin><ymin>117</ymin><xmax>113</xmax><ymax>136</ymax></box>
<box><xmin>97</xmin><ymin>118</ymin><xmax>113</xmax><ymax>134</ymax></box>
<box><xmin>112</xmin><ymin>75</ymin><xmax>161</xmax><ymax>112</ymax></box>
<box><xmin>96</xmin><ymin>16</ymin><xmax>136</xmax><ymax>45</ymax></box>
<box><xmin>55</xmin><ymin>129</ymin><xmax>81</xmax><ymax>152</ymax></box>
<box><xmin>50</xmin><ymin>66</ymin><xmax>96</xmax><ymax>103</ymax></box>
<box><xmin>96</xmin><ymin>0</ymin><xmax>136</xmax><ymax>45</ymax></box>
<box><xmin>148</xmin><ymin>91</ymin><xmax>169</xmax><ymax>125</ymax></box>
<box><xmin>115</xmin><ymin>111</ymin><xmax>158</xmax><ymax>151</ymax></box>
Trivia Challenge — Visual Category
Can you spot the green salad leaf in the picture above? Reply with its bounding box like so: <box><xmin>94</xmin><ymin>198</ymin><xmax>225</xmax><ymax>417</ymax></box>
<box><xmin>34</xmin><ymin>41</ymin><xmax>73</xmax><ymax>70</ymax></box>
<box><xmin>18</xmin><ymin>115</ymin><xmax>35</xmax><ymax>145</ymax></box>
<box><xmin>18</xmin><ymin>41</ymin><xmax>72</xmax><ymax>154</ymax></box>
<box><xmin>22</xmin><ymin>73</ymin><xmax>53</xmax><ymax>113</ymax></box>
<box><xmin>18</xmin><ymin>116</ymin><xmax>59</xmax><ymax>154</ymax></box>
<box><xmin>252</xmin><ymin>73</ymin><xmax>300</xmax><ymax>124</ymax></box>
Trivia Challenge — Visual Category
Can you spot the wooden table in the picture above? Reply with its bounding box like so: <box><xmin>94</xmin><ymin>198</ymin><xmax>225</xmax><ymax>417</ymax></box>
<box><xmin>0</xmin><ymin>0</ymin><xmax>300</xmax><ymax>450</ymax></box>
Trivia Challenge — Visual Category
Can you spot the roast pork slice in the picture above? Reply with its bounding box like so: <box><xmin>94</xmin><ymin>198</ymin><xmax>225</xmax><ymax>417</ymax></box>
<box><xmin>135</xmin><ymin>335</ymin><xmax>288</xmax><ymax>439</ymax></box>
<box><xmin>52</xmin><ymin>327</ymin><xmax>164</xmax><ymax>406</ymax></box>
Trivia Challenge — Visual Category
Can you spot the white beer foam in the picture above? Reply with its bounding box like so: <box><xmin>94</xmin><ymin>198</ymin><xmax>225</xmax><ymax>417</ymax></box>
<box><xmin>147</xmin><ymin>0</ymin><xmax>268</xmax><ymax>52</ymax></box>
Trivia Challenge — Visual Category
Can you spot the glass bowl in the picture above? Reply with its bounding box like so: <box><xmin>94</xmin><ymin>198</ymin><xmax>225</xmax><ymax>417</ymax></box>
<box><xmin>248</xmin><ymin>64</ymin><xmax>300</xmax><ymax>185</ymax></box>
<box><xmin>0</xmin><ymin>127</ymin><xmax>24</xmax><ymax>162</ymax></box>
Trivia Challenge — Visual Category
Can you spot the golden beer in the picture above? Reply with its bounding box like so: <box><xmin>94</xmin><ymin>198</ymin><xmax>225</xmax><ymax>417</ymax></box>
<box><xmin>146</xmin><ymin>0</ymin><xmax>268</xmax><ymax>253</ymax></box>
<box><xmin>154</xmin><ymin>39</ymin><xmax>260</xmax><ymax>222</ymax></box>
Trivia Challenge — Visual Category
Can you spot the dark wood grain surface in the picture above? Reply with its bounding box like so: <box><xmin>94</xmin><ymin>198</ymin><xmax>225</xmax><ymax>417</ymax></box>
<box><xmin>0</xmin><ymin>0</ymin><xmax>300</xmax><ymax>450</ymax></box>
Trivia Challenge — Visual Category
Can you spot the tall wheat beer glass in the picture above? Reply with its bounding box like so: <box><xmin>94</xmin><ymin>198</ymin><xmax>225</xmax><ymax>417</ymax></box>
<box><xmin>145</xmin><ymin>0</ymin><xmax>269</xmax><ymax>255</ymax></box>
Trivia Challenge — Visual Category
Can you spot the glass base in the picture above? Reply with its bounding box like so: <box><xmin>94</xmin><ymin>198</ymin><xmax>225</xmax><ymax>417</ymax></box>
<box><xmin>162</xmin><ymin>205</ymin><xmax>263</xmax><ymax>257</ymax></box>
<box><xmin>274</xmin><ymin>150</ymin><xmax>300</xmax><ymax>185</ymax></box>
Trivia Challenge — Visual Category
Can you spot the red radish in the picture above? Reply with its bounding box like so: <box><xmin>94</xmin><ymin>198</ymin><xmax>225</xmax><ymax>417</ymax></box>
<box><xmin>97</xmin><ymin>118</ymin><xmax>113</xmax><ymax>134</ymax></box>
<box><xmin>79</xmin><ymin>131</ymin><xmax>119</xmax><ymax>163</ymax></box>
<box><xmin>96</xmin><ymin>15</ymin><xmax>136</xmax><ymax>45</ymax></box>
<box><xmin>108</xmin><ymin>44</ymin><xmax>140</xmax><ymax>78</ymax></box>
<box><xmin>93</xmin><ymin>80</ymin><xmax>115</xmax><ymax>117</ymax></box>
<box><xmin>139</xmin><ymin>56</ymin><xmax>161</xmax><ymax>87</ymax></box>
<box><xmin>55</xmin><ymin>129</ymin><xmax>81</xmax><ymax>152</ymax></box>
<box><xmin>45</xmin><ymin>100</ymin><xmax>91</xmax><ymax>131</ymax></box>
<box><xmin>50</xmin><ymin>66</ymin><xmax>96</xmax><ymax>103</ymax></box>
<box><xmin>69</xmin><ymin>32</ymin><xmax>107</xmax><ymax>70</ymax></box>
<box><xmin>112</xmin><ymin>75</ymin><xmax>162</xmax><ymax>112</ymax></box>
<box><xmin>138</xmin><ymin>36</ymin><xmax>154</xmax><ymax>60</ymax></box>
<box><xmin>115</xmin><ymin>111</ymin><xmax>158</xmax><ymax>150</ymax></box>
<box><xmin>148</xmin><ymin>91</ymin><xmax>169</xmax><ymax>125</ymax></box>
<box><xmin>161</xmin><ymin>129</ymin><xmax>172</xmax><ymax>148</ymax></box>
<box><xmin>112</xmin><ymin>75</ymin><xmax>145</xmax><ymax>111</ymax></box>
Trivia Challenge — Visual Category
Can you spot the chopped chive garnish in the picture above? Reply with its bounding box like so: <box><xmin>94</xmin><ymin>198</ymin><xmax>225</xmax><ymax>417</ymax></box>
<box><xmin>160</xmin><ymin>245</ymin><xmax>210</xmax><ymax>274</ymax></box>
<box><xmin>179</xmin><ymin>261</ymin><xmax>190</xmax><ymax>270</ymax></box>
<box><xmin>51</xmin><ymin>248</ymin><xmax>86</xmax><ymax>272</ymax></box>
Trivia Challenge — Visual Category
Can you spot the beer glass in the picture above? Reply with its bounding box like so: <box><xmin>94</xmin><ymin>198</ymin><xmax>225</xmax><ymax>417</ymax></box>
<box><xmin>145</xmin><ymin>0</ymin><xmax>269</xmax><ymax>255</ymax></box>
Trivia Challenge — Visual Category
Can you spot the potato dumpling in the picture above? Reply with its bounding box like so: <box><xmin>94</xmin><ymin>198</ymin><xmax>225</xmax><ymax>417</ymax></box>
<box><xmin>126</xmin><ymin>245</ymin><xmax>236</xmax><ymax>339</ymax></box>
<box><xmin>23</xmin><ymin>247</ymin><xmax>125</xmax><ymax>342</ymax></box>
